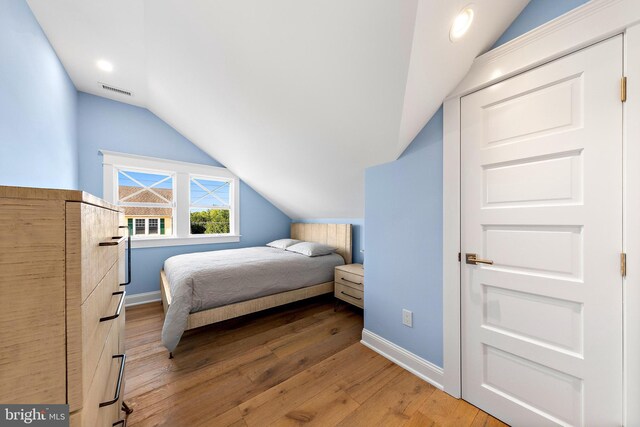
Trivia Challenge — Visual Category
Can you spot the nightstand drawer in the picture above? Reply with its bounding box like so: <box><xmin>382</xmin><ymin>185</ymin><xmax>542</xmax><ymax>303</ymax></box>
<box><xmin>335</xmin><ymin>283</ymin><xmax>363</xmax><ymax>308</ymax></box>
<box><xmin>335</xmin><ymin>270</ymin><xmax>364</xmax><ymax>289</ymax></box>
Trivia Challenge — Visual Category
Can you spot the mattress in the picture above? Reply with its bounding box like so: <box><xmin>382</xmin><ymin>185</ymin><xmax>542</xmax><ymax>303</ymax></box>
<box><xmin>161</xmin><ymin>246</ymin><xmax>345</xmax><ymax>351</ymax></box>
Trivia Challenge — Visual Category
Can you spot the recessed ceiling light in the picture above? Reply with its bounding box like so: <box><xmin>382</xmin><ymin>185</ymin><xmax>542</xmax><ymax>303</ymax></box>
<box><xmin>450</xmin><ymin>6</ymin><xmax>474</xmax><ymax>41</ymax></box>
<box><xmin>97</xmin><ymin>59</ymin><xmax>114</xmax><ymax>72</ymax></box>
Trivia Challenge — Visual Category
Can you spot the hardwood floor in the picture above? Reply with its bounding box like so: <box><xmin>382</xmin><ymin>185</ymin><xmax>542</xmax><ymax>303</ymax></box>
<box><xmin>123</xmin><ymin>296</ymin><xmax>506</xmax><ymax>427</ymax></box>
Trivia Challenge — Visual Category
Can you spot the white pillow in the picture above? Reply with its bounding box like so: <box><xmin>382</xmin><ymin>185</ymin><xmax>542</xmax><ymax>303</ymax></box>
<box><xmin>266</xmin><ymin>238</ymin><xmax>301</xmax><ymax>249</ymax></box>
<box><xmin>286</xmin><ymin>242</ymin><xmax>337</xmax><ymax>257</ymax></box>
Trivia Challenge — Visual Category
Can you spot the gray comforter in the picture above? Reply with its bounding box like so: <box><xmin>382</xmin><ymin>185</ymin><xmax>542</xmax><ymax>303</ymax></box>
<box><xmin>161</xmin><ymin>246</ymin><xmax>344</xmax><ymax>351</ymax></box>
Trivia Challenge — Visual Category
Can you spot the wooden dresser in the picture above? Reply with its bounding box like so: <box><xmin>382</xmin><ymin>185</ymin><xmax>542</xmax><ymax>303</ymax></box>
<box><xmin>0</xmin><ymin>186</ymin><xmax>129</xmax><ymax>427</ymax></box>
<box><xmin>334</xmin><ymin>264</ymin><xmax>364</xmax><ymax>308</ymax></box>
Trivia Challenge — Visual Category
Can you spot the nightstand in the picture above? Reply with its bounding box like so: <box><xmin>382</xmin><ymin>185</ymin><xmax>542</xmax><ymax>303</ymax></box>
<box><xmin>334</xmin><ymin>264</ymin><xmax>364</xmax><ymax>308</ymax></box>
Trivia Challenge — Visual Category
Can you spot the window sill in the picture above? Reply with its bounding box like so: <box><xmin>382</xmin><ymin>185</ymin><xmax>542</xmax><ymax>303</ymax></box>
<box><xmin>130</xmin><ymin>235</ymin><xmax>241</xmax><ymax>249</ymax></box>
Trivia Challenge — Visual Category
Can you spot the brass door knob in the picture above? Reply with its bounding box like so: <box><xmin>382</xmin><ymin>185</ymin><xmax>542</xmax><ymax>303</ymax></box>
<box><xmin>465</xmin><ymin>253</ymin><xmax>494</xmax><ymax>265</ymax></box>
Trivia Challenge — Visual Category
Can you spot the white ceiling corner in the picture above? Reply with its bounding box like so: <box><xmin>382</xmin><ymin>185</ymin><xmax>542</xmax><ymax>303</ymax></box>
<box><xmin>27</xmin><ymin>0</ymin><xmax>528</xmax><ymax>218</ymax></box>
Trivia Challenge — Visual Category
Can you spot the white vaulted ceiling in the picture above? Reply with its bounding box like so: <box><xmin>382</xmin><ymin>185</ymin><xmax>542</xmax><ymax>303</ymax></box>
<box><xmin>27</xmin><ymin>0</ymin><xmax>528</xmax><ymax>218</ymax></box>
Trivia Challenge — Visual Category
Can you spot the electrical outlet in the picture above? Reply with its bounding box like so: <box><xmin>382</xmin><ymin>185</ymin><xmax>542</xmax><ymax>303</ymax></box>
<box><xmin>402</xmin><ymin>309</ymin><xmax>413</xmax><ymax>327</ymax></box>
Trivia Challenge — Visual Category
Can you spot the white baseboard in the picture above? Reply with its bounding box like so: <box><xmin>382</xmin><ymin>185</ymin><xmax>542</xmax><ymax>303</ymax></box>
<box><xmin>125</xmin><ymin>290</ymin><xmax>162</xmax><ymax>307</ymax></box>
<box><xmin>361</xmin><ymin>328</ymin><xmax>444</xmax><ymax>390</ymax></box>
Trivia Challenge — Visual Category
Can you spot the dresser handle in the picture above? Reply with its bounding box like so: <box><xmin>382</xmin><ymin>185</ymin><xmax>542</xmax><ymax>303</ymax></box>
<box><xmin>113</xmin><ymin>421</ymin><xmax>125</xmax><ymax>427</ymax></box>
<box><xmin>119</xmin><ymin>226</ymin><xmax>132</xmax><ymax>286</ymax></box>
<box><xmin>340</xmin><ymin>277</ymin><xmax>362</xmax><ymax>286</ymax></box>
<box><xmin>340</xmin><ymin>291</ymin><xmax>362</xmax><ymax>300</ymax></box>
<box><xmin>99</xmin><ymin>236</ymin><xmax>126</xmax><ymax>246</ymax></box>
<box><xmin>100</xmin><ymin>291</ymin><xmax>126</xmax><ymax>322</ymax></box>
<box><xmin>100</xmin><ymin>354</ymin><xmax>126</xmax><ymax>408</ymax></box>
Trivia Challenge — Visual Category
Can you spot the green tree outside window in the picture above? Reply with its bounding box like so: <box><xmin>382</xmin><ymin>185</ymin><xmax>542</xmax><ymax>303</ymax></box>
<box><xmin>190</xmin><ymin>209</ymin><xmax>230</xmax><ymax>234</ymax></box>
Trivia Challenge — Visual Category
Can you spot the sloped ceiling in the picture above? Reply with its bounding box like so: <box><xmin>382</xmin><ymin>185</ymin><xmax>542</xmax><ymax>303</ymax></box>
<box><xmin>27</xmin><ymin>0</ymin><xmax>528</xmax><ymax>218</ymax></box>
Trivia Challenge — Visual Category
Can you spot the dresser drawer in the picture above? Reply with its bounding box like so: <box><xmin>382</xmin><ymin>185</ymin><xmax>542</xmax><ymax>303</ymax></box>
<box><xmin>335</xmin><ymin>282</ymin><xmax>364</xmax><ymax>308</ymax></box>
<box><xmin>79</xmin><ymin>203</ymin><xmax>122</xmax><ymax>303</ymax></box>
<box><xmin>71</xmin><ymin>327</ymin><xmax>125</xmax><ymax>427</ymax></box>
<box><xmin>335</xmin><ymin>270</ymin><xmax>364</xmax><ymax>290</ymax></box>
<box><xmin>81</xmin><ymin>263</ymin><xmax>123</xmax><ymax>402</ymax></box>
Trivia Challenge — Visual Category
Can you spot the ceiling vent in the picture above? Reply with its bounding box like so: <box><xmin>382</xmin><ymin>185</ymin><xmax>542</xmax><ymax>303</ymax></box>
<box><xmin>99</xmin><ymin>82</ymin><xmax>133</xmax><ymax>97</ymax></box>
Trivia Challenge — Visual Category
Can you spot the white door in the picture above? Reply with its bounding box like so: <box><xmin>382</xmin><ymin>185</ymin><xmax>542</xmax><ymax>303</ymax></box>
<box><xmin>461</xmin><ymin>35</ymin><xmax>623</xmax><ymax>426</ymax></box>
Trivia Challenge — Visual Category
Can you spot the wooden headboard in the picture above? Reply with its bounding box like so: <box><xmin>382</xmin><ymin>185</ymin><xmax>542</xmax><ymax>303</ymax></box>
<box><xmin>290</xmin><ymin>223</ymin><xmax>352</xmax><ymax>264</ymax></box>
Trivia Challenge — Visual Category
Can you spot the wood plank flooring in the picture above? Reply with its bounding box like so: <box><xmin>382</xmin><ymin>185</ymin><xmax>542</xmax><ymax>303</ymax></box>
<box><xmin>123</xmin><ymin>296</ymin><xmax>506</xmax><ymax>427</ymax></box>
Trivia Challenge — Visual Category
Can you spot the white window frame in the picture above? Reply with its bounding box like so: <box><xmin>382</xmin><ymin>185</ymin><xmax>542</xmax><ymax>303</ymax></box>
<box><xmin>189</xmin><ymin>174</ymin><xmax>234</xmax><ymax>236</ymax></box>
<box><xmin>102</xmin><ymin>150</ymin><xmax>240</xmax><ymax>248</ymax></box>
<box><xmin>117</xmin><ymin>166</ymin><xmax>176</xmax><ymax>238</ymax></box>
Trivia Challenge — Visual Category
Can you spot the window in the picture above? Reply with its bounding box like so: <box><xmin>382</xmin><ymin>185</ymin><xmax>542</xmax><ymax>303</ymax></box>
<box><xmin>190</xmin><ymin>176</ymin><xmax>231</xmax><ymax>235</ymax></box>
<box><xmin>148</xmin><ymin>218</ymin><xmax>159</xmax><ymax>235</ymax></box>
<box><xmin>135</xmin><ymin>218</ymin><xmax>146</xmax><ymax>235</ymax></box>
<box><xmin>118</xmin><ymin>169</ymin><xmax>174</xmax><ymax>237</ymax></box>
<box><xmin>102</xmin><ymin>151</ymin><xmax>240</xmax><ymax>248</ymax></box>
<box><xmin>127</xmin><ymin>218</ymin><xmax>165</xmax><ymax>236</ymax></box>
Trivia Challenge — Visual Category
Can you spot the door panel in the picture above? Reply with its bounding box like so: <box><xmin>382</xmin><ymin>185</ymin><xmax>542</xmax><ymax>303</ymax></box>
<box><xmin>461</xmin><ymin>36</ymin><xmax>623</xmax><ymax>426</ymax></box>
<box><xmin>482</xmin><ymin>74</ymin><xmax>583</xmax><ymax>146</ymax></box>
<box><xmin>482</xmin><ymin>285</ymin><xmax>583</xmax><ymax>354</ymax></box>
<box><xmin>483</xmin><ymin>151</ymin><xmax>583</xmax><ymax>207</ymax></box>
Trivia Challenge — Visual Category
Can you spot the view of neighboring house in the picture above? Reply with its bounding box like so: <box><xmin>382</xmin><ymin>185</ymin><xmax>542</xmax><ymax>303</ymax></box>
<box><xmin>118</xmin><ymin>185</ymin><xmax>173</xmax><ymax>236</ymax></box>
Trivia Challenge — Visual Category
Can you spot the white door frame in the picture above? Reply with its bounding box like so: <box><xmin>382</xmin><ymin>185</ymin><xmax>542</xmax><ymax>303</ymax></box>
<box><xmin>442</xmin><ymin>0</ymin><xmax>640</xmax><ymax>424</ymax></box>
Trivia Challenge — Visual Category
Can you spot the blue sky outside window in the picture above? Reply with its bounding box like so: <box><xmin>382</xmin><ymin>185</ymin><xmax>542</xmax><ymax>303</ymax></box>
<box><xmin>190</xmin><ymin>177</ymin><xmax>230</xmax><ymax>211</ymax></box>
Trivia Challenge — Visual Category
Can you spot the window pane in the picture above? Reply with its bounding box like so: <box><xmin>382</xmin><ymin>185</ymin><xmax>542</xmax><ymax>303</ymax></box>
<box><xmin>190</xmin><ymin>177</ymin><xmax>230</xmax><ymax>208</ymax></box>
<box><xmin>190</xmin><ymin>209</ymin><xmax>230</xmax><ymax>235</ymax></box>
<box><xmin>135</xmin><ymin>218</ymin><xmax>146</xmax><ymax>235</ymax></box>
<box><xmin>118</xmin><ymin>169</ymin><xmax>174</xmax><ymax>238</ymax></box>
<box><xmin>118</xmin><ymin>170</ymin><xmax>173</xmax><ymax>204</ymax></box>
<box><xmin>148</xmin><ymin>218</ymin><xmax>159</xmax><ymax>235</ymax></box>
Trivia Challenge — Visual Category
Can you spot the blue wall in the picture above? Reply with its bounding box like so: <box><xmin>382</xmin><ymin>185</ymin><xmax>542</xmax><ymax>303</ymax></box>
<box><xmin>0</xmin><ymin>0</ymin><xmax>78</xmax><ymax>189</ymax></box>
<box><xmin>292</xmin><ymin>219</ymin><xmax>364</xmax><ymax>264</ymax></box>
<box><xmin>77</xmin><ymin>93</ymin><xmax>292</xmax><ymax>295</ymax></box>
<box><xmin>365</xmin><ymin>108</ymin><xmax>443</xmax><ymax>364</ymax></box>
<box><xmin>363</xmin><ymin>0</ymin><xmax>589</xmax><ymax>367</ymax></box>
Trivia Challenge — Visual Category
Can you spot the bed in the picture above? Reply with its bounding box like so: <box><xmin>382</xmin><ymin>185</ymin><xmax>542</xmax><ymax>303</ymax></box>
<box><xmin>160</xmin><ymin>223</ymin><xmax>352</xmax><ymax>353</ymax></box>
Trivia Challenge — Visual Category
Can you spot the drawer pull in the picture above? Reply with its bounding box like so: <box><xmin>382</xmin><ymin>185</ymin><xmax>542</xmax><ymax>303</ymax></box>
<box><xmin>119</xmin><ymin>226</ymin><xmax>132</xmax><ymax>286</ymax></box>
<box><xmin>99</xmin><ymin>236</ymin><xmax>126</xmax><ymax>246</ymax></box>
<box><xmin>99</xmin><ymin>354</ymin><xmax>127</xmax><ymax>408</ymax></box>
<box><xmin>113</xmin><ymin>421</ymin><xmax>125</xmax><ymax>427</ymax></box>
<box><xmin>100</xmin><ymin>291</ymin><xmax>126</xmax><ymax>322</ymax></box>
<box><xmin>340</xmin><ymin>291</ymin><xmax>362</xmax><ymax>300</ymax></box>
<box><xmin>340</xmin><ymin>277</ymin><xmax>362</xmax><ymax>286</ymax></box>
